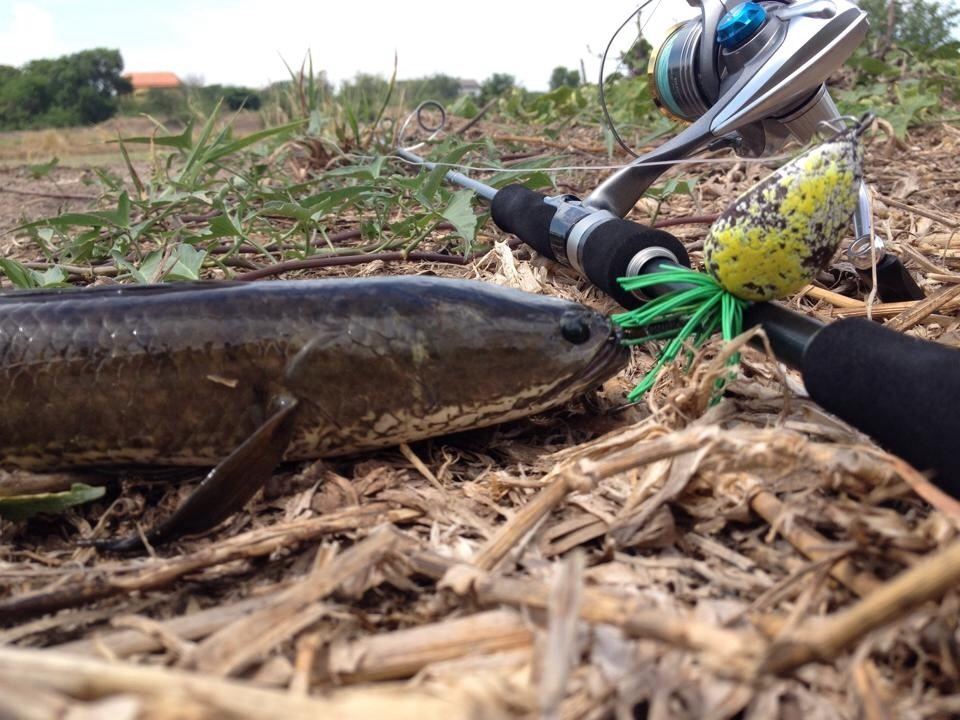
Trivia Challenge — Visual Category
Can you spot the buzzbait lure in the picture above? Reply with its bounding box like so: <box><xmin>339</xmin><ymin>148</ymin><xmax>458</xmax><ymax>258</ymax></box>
<box><xmin>614</xmin><ymin>117</ymin><xmax>869</xmax><ymax>399</ymax></box>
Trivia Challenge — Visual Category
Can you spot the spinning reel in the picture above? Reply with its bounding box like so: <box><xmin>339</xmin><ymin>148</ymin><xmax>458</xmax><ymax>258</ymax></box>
<box><xmin>587</xmin><ymin>0</ymin><xmax>921</xmax><ymax>298</ymax></box>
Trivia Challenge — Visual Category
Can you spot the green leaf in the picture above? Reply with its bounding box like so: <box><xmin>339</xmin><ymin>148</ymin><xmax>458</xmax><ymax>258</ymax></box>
<box><xmin>201</xmin><ymin>213</ymin><xmax>244</xmax><ymax>239</ymax></box>
<box><xmin>36</xmin><ymin>266</ymin><xmax>69</xmax><ymax>288</ymax></box>
<box><xmin>418</xmin><ymin>144</ymin><xmax>480</xmax><ymax>203</ymax></box>
<box><xmin>645</xmin><ymin>178</ymin><xmax>696</xmax><ymax>201</ymax></box>
<box><xmin>260</xmin><ymin>201</ymin><xmax>315</xmax><ymax>224</ymax></box>
<box><xmin>441</xmin><ymin>190</ymin><xmax>478</xmax><ymax>248</ymax></box>
<box><xmin>0</xmin><ymin>258</ymin><xmax>39</xmax><ymax>288</ymax></box>
<box><xmin>28</xmin><ymin>156</ymin><xmax>59</xmax><ymax>180</ymax></box>
<box><xmin>891</xmin><ymin>84</ymin><xmax>940</xmax><ymax>138</ymax></box>
<box><xmin>15</xmin><ymin>191</ymin><xmax>131</xmax><ymax>233</ymax></box>
<box><xmin>164</xmin><ymin>244</ymin><xmax>207</xmax><ymax>281</ymax></box>
<box><xmin>325</xmin><ymin>155</ymin><xmax>387</xmax><ymax>180</ymax></box>
<box><xmin>0</xmin><ymin>483</ymin><xmax>106</xmax><ymax>521</ymax></box>
<box><xmin>112</xmin><ymin>120</ymin><xmax>195</xmax><ymax>150</ymax></box>
<box><xmin>848</xmin><ymin>56</ymin><xmax>901</xmax><ymax>78</ymax></box>
<box><xmin>202</xmin><ymin>119</ymin><xmax>307</xmax><ymax>164</ymax></box>
<box><xmin>300</xmin><ymin>185</ymin><xmax>383</xmax><ymax>209</ymax></box>
<box><xmin>179</xmin><ymin>100</ymin><xmax>224</xmax><ymax>185</ymax></box>
<box><xmin>0</xmin><ymin>259</ymin><xmax>68</xmax><ymax>289</ymax></box>
<box><xmin>113</xmin><ymin>249</ymin><xmax>163</xmax><ymax>284</ymax></box>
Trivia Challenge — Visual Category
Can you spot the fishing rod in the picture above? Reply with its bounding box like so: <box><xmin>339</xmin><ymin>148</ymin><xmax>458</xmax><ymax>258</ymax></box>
<box><xmin>390</xmin><ymin>0</ymin><xmax>960</xmax><ymax>491</ymax></box>
<box><xmin>396</xmin><ymin>130</ymin><xmax>960</xmax><ymax>497</ymax></box>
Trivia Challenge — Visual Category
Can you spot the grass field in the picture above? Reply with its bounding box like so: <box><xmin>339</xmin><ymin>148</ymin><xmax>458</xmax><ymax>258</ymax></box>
<box><xmin>0</xmin><ymin>112</ymin><xmax>265</xmax><ymax>165</ymax></box>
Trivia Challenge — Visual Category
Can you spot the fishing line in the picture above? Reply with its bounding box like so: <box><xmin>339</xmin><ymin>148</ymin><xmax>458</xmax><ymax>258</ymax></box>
<box><xmin>381</xmin><ymin>152</ymin><xmax>799</xmax><ymax>174</ymax></box>
<box><xmin>598</xmin><ymin>0</ymin><xmax>662</xmax><ymax>158</ymax></box>
<box><xmin>396</xmin><ymin>100</ymin><xmax>447</xmax><ymax>152</ymax></box>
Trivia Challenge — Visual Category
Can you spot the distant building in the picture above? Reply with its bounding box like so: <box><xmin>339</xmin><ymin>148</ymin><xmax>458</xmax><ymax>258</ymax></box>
<box><xmin>124</xmin><ymin>72</ymin><xmax>183</xmax><ymax>95</ymax></box>
<box><xmin>459</xmin><ymin>79</ymin><xmax>481</xmax><ymax>98</ymax></box>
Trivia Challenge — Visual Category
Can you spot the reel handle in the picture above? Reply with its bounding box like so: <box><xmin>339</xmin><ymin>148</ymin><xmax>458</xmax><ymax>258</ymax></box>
<box><xmin>583</xmin><ymin>115</ymin><xmax>717</xmax><ymax>217</ymax></box>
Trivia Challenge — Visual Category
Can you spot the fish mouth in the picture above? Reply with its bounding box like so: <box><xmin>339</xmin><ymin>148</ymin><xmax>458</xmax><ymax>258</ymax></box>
<box><xmin>543</xmin><ymin>322</ymin><xmax>630</xmax><ymax>406</ymax></box>
<box><xmin>579</xmin><ymin>324</ymin><xmax>631</xmax><ymax>388</ymax></box>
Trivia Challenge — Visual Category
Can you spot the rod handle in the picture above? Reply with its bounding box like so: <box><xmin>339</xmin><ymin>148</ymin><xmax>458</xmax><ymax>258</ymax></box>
<box><xmin>490</xmin><ymin>185</ymin><xmax>559</xmax><ymax>260</ymax></box>
<box><xmin>802</xmin><ymin>318</ymin><xmax>960</xmax><ymax>491</ymax></box>
<box><xmin>491</xmin><ymin>185</ymin><xmax>689</xmax><ymax>307</ymax></box>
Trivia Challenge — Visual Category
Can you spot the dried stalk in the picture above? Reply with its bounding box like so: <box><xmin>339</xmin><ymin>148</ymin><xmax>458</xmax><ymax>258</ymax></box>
<box><xmin>0</xmin><ymin>470</ymin><xmax>101</xmax><ymax>498</ymax></box>
<box><xmin>749</xmin><ymin>488</ymin><xmax>881</xmax><ymax>598</ymax></box>
<box><xmin>833</xmin><ymin>296</ymin><xmax>960</xmax><ymax>319</ymax></box>
<box><xmin>877</xmin><ymin>194</ymin><xmax>959</xmax><ymax>229</ymax></box>
<box><xmin>409</xmin><ymin>547</ymin><xmax>761</xmax><ymax>680</ymax></box>
<box><xmin>801</xmin><ymin>285</ymin><xmax>865</xmax><ymax>309</ymax></box>
<box><xmin>56</xmin><ymin>594</ymin><xmax>277</xmax><ymax>658</ymax></box>
<box><xmin>0</xmin><ymin>504</ymin><xmax>419</xmax><ymax>624</ymax></box>
<box><xmin>473</xmin><ymin>474</ymin><xmax>587</xmax><ymax>571</ymax></box>
<box><xmin>0</xmin><ymin>646</ymin><xmax>474</xmax><ymax>720</ymax></box>
<box><xmin>886</xmin><ymin>283</ymin><xmax>960</xmax><ymax>331</ymax></box>
<box><xmin>324</xmin><ymin>609</ymin><xmax>533</xmax><ymax>683</ymax></box>
<box><xmin>191</xmin><ymin>527</ymin><xmax>399</xmax><ymax>676</ymax></box>
<box><xmin>762</xmin><ymin>540</ymin><xmax>960</xmax><ymax>676</ymax></box>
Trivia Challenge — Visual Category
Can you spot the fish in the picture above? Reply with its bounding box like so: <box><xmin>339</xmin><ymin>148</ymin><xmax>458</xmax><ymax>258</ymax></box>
<box><xmin>0</xmin><ymin>277</ymin><xmax>627</xmax><ymax>550</ymax></box>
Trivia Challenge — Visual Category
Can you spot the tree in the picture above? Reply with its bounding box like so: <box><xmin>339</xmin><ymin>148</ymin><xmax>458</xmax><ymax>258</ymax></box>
<box><xmin>480</xmin><ymin>73</ymin><xmax>515</xmax><ymax>103</ymax></box>
<box><xmin>549</xmin><ymin>66</ymin><xmax>581</xmax><ymax>91</ymax></box>
<box><xmin>0</xmin><ymin>48</ymin><xmax>131</xmax><ymax>130</ymax></box>
<box><xmin>619</xmin><ymin>36</ymin><xmax>653</xmax><ymax>77</ymax></box>
<box><xmin>0</xmin><ymin>73</ymin><xmax>51</xmax><ymax>128</ymax></box>
<box><xmin>402</xmin><ymin>74</ymin><xmax>461</xmax><ymax>105</ymax></box>
<box><xmin>224</xmin><ymin>88</ymin><xmax>262</xmax><ymax>111</ymax></box>
<box><xmin>858</xmin><ymin>0</ymin><xmax>960</xmax><ymax>54</ymax></box>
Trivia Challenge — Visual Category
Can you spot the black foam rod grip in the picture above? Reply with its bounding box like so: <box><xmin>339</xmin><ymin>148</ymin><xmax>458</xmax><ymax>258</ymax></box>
<box><xmin>802</xmin><ymin>318</ymin><xmax>960</xmax><ymax>493</ymax></box>
<box><xmin>579</xmin><ymin>219</ymin><xmax>690</xmax><ymax>309</ymax></box>
<box><xmin>490</xmin><ymin>185</ymin><xmax>557</xmax><ymax>261</ymax></box>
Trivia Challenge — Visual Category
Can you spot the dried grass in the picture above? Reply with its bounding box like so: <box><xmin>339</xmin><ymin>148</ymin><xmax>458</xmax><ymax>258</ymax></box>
<box><xmin>2</xmin><ymin>119</ymin><xmax>960</xmax><ymax>719</ymax></box>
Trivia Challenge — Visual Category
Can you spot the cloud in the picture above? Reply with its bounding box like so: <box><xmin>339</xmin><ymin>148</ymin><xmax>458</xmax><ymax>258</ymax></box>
<box><xmin>0</xmin><ymin>2</ymin><xmax>60</xmax><ymax>67</ymax></box>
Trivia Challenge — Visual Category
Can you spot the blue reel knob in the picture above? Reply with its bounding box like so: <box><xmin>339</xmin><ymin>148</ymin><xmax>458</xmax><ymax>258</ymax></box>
<box><xmin>717</xmin><ymin>2</ymin><xmax>768</xmax><ymax>50</ymax></box>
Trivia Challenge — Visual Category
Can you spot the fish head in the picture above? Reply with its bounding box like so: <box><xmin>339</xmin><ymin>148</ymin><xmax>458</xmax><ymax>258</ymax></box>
<box><xmin>286</xmin><ymin>278</ymin><xmax>630</xmax><ymax>446</ymax></box>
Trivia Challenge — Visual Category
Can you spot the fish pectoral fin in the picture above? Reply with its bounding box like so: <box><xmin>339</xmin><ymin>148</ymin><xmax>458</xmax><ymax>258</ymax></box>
<box><xmin>88</xmin><ymin>395</ymin><xmax>301</xmax><ymax>554</ymax></box>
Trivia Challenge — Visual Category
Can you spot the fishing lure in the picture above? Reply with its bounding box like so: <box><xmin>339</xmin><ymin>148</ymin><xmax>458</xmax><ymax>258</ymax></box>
<box><xmin>614</xmin><ymin>116</ymin><xmax>870</xmax><ymax>400</ymax></box>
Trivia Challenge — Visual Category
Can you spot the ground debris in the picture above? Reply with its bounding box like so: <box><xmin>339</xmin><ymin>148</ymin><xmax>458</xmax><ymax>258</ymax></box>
<box><xmin>1</xmin><ymin>119</ymin><xmax>959</xmax><ymax>719</ymax></box>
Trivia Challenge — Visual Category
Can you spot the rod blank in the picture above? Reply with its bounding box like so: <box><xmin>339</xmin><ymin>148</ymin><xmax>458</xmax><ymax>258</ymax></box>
<box><xmin>395</xmin><ymin>148</ymin><xmax>498</xmax><ymax>202</ymax></box>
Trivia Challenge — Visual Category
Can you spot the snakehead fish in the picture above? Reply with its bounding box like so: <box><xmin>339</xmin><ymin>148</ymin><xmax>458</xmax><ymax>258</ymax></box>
<box><xmin>0</xmin><ymin>277</ymin><xmax>627</xmax><ymax>550</ymax></box>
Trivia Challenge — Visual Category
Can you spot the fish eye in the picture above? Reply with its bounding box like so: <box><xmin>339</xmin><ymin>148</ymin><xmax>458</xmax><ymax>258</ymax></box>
<box><xmin>561</xmin><ymin>313</ymin><xmax>592</xmax><ymax>345</ymax></box>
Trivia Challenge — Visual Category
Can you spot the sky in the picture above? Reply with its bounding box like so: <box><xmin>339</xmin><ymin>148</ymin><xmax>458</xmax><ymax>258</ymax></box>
<box><xmin>0</xmin><ymin>0</ymin><xmax>698</xmax><ymax>90</ymax></box>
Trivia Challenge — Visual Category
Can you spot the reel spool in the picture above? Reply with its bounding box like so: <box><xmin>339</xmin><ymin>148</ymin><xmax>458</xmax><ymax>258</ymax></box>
<box><xmin>645</xmin><ymin>1</ymin><xmax>849</xmax><ymax>155</ymax></box>
<box><xmin>587</xmin><ymin>0</ymin><xmax>932</xmax><ymax>301</ymax></box>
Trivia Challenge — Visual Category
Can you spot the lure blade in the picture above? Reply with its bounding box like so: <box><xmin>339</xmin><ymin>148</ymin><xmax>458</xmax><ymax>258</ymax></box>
<box><xmin>703</xmin><ymin>125</ymin><xmax>864</xmax><ymax>301</ymax></box>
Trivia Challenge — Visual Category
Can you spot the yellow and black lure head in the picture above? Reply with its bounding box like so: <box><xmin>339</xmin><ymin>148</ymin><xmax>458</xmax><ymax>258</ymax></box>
<box><xmin>615</xmin><ymin>115</ymin><xmax>872</xmax><ymax>401</ymax></box>
<box><xmin>703</xmin><ymin>117</ymin><xmax>868</xmax><ymax>302</ymax></box>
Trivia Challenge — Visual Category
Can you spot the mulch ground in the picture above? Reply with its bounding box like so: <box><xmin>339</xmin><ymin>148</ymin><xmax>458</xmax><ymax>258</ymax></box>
<box><xmin>1</xmin><ymin>117</ymin><xmax>959</xmax><ymax>719</ymax></box>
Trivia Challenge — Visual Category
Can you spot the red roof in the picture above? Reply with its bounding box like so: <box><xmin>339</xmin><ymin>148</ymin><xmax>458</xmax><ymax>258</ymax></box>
<box><xmin>124</xmin><ymin>72</ymin><xmax>182</xmax><ymax>90</ymax></box>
